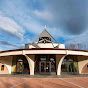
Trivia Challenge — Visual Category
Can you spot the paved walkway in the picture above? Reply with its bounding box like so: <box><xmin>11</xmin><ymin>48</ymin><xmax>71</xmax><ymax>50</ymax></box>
<box><xmin>0</xmin><ymin>74</ymin><xmax>88</xmax><ymax>88</ymax></box>
<box><xmin>0</xmin><ymin>77</ymin><xmax>88</xmax><ymax>88</ymax></box>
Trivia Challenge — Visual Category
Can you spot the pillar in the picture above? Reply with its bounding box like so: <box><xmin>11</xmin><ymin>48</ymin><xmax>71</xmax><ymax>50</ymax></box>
<box><xmin>24</xmin><ymin>55</ymin><xmax>35</xmax><ymax>75</ymax></box>
<box><xmin>56</xmin><ymin>55</ymin><xmax>66</xmax><ymax>75</ymax></box>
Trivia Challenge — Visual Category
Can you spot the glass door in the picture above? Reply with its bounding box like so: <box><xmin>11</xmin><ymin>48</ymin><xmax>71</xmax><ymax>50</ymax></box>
<box><xmin>46</xmin><ymin>62</ymin><xmax>50</xmax><ymax>72</ymax></box>
<box><xmin>16</xmin><ymin>61</ymin><xmax>23</xmax><ymax>73</ymax></box>
<box><xmin>41</xmin><ymin>61</ymin><xmax>46</xmax><ymax>72</ymax></box>
<box><xmin>67</xmin><ymin>61</ymin><xmax>75</xmax><ymax>74</ymax></box>
<box><xmin>39</xmin><ymin>61</ymin><xmax>51</xmax><ymax>74</ymax></box>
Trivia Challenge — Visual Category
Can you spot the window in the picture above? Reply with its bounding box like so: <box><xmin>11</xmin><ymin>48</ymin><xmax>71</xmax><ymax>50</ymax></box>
<box><xmin>1</xmin><ymin>65</ymin><xmax>4</xmax><ymax>71</ymax></box>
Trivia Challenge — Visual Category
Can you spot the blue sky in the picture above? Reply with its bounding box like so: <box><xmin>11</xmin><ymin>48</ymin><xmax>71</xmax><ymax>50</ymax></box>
<box><xmin>0</xmin><ymin>0</ymin><xmax>88</xmax><ymax>51</ymax></box>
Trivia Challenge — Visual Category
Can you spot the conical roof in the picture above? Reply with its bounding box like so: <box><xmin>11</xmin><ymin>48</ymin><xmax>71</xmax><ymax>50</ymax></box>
<box><xmin>33</xmin><ymin>29</ymin><xmax>58</xmax><ymax>43</ymax></box>
<box><xmin>37</xmin><ymin>29</ymin><xmax>53</xmax><ymax>38</ymax></box>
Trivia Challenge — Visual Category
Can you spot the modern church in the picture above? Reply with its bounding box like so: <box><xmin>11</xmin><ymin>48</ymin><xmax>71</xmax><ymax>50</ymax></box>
<box><xmin>0</xmin><ymin>27</ymin><xmax>88</xmax><ymax>75</ymax></box>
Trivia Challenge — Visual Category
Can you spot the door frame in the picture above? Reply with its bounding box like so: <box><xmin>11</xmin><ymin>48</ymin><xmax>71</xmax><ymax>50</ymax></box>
<box><xmin>39</xmin><ymin>61</ymin><xmax>51</xmax><ymax>74</ymax></box>
<box><xmin>16</xmin><ymin>61</ymin><xmax>24</xmax><ymax>74</ymax></box>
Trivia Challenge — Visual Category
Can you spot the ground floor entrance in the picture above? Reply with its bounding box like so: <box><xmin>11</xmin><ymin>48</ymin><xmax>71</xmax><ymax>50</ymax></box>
<box><xmin>61</xmin><ymin>55</ymin><xmax>79</xmax><ymax>74</ymax></box>
<box><xmin>10</xmin><ymin>54</ymin><xmax>88</xmax><ymax>75</ymax></box>
<box><xmin>12</xmin><ymin>55</ymin><xmax>29</xmax><ymax>74</ymax></box>
<box><xmin>16</xmin><ymin>61</ymin><xmax>23</xmax><ymax>74</ymax></box>
<box><xmin>39</xmin><ymin>61</ymin><xmax>51</xmax><ymax>74</ymax></box>
<box><xmin>35</xmin><ymin>54</ymin><xmax>56</xmax><ymax>75</ymax></box>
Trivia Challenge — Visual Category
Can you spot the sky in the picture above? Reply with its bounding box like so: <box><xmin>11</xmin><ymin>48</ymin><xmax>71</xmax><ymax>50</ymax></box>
<box><xmin>0</xmin><ymin>0</ymin><xmax>88</xmax><ymax>51</ymax></box>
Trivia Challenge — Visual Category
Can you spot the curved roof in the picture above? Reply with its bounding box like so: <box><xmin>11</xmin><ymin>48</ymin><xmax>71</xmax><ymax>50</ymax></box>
<box><xmin>0</xmin><ymin>48</ymin><xmax>88</xmax><ymax>57</ymax></box>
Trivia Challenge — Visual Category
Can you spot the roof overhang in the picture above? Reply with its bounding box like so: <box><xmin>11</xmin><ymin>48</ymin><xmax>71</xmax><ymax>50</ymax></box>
<box><xmin>0</xmin><ymin>48</ymin><xmax>88</xmax><ymax>57</ymax></box>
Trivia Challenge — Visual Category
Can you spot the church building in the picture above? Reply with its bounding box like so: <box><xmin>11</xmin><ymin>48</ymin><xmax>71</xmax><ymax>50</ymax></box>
<box><xmin>0</xmin><ymin>27</ymin><xmax>88</xmax><ymax>75</ymax></box>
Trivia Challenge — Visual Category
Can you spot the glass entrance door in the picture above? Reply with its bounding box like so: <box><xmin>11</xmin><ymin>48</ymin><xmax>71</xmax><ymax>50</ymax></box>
<box><xmin>46</xmin><ymin>62</ymin><xmax>50</xmax><ymax>72</ymax></box>
<box><xmin>40</xmin><ymin>61</ymin><xmax>46</xmax><ymax>72</ymax></box>
<box><xmin>16</xmin><ymin>61</ymin><xmax>23</xmax><ymax>73</ymax></box>
<box><xmin>39</xmin><ymin>61</ymin><xmax>51</xmax><ymax>74</ymax></box>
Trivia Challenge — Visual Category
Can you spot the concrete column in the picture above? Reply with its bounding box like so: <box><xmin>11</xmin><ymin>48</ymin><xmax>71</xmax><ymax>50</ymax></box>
<box><xmin>24</xmin><ymin>55</ymin><xmax>35</xmax><ymax>75</ymax></box>
<box><xmin>56</xmin><ymin>55</ymin><xmax>66</xmax><ymax>75</ymax></box>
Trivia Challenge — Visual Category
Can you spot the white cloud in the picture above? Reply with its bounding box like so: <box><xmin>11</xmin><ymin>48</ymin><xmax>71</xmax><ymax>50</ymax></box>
<box><xmin>33</xmin><ymin>10</ymin><xmax>54</xmax><ymax>22</ymax></box>
<box><xmin>0</xmin><ymin>11</ymin><xmax>25</xmax><ymax>40</ymax></box>
<box><xmin>26</xmin><ymin>39</ymin><xmax>32</xmax><ymax>43</ymax></box>
<box><xmin>19</xmin><ymin>15</ymin><xmax>44</xmax><ymax>34</ymax></box>
<box><xmin>47</xmin><ymin>27</ymin><xmax>63</xmax><ymax>38</ymax></box>
<box><xmin>6</xmin><ymin>45</ymin><xmax>18</xmax><ymax>49</ymax></box>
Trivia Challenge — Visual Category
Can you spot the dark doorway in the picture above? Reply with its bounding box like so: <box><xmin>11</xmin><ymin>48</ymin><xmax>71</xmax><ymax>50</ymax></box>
<box><xmin>35</xmin><ymin>54</ymin><xmax>56</xmax><ymax>75</ymax></box>
<box><xmin>16</xmin><ymin>61</ymin><xmax>23</xmax><ymax>73</ymax></box>
<box><xmin>61</xmin><ymin>55</ymin><xmax>79</xmax><ymax>74</ymax></box>
<box><xmin>12</xmin><ymin>55</ymin><xmax>29</xmax><ymax>74</ymax></box>
<box><xmin>39</xmin><ymin>61</ymin><xmax>51</xmax><ymax>74</ymax></box>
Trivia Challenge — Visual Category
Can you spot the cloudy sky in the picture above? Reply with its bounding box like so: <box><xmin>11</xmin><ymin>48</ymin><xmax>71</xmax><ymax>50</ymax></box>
<box><xmin>0</xmin><ymin>0</ymin><xmax>88</xmax><ymax>51</ymax></box>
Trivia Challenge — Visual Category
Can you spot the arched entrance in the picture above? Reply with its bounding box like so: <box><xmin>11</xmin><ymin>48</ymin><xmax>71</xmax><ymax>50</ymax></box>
<box><xmin>61</xmin><ymin>55</ymin><xmax>79</xmax><ymax>74</ymax></box>
<box><xmin>11</xmin><ymin>55</ymin><xmax>29</xmax><ymax>74</ymax></box>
